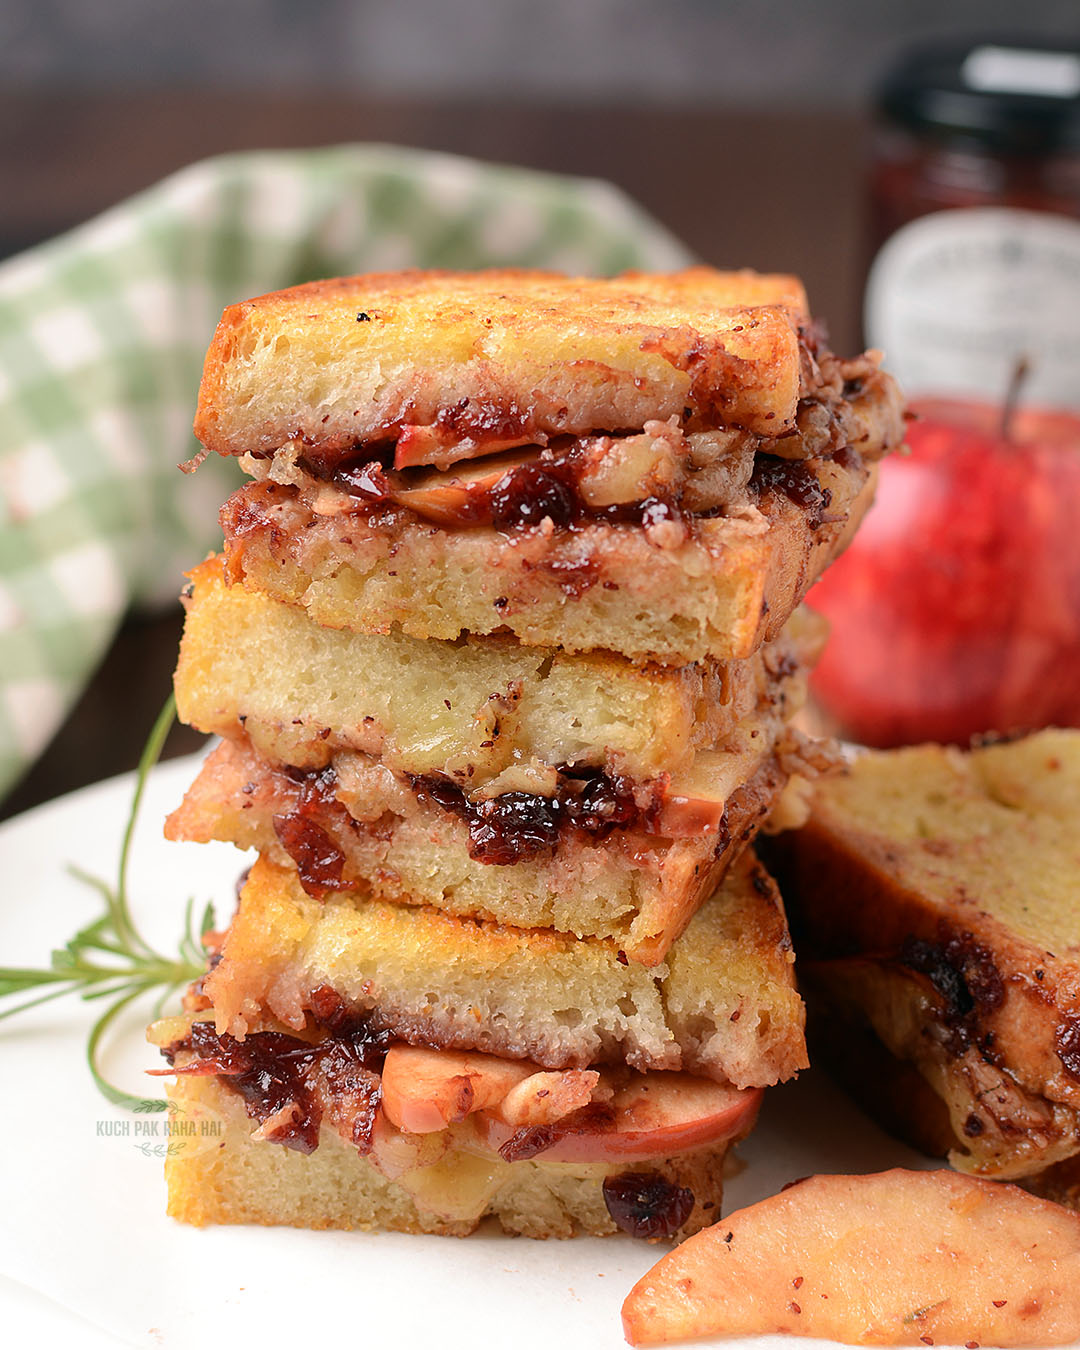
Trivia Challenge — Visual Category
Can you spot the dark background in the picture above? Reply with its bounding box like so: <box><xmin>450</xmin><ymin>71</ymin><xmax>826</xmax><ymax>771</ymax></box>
<box><xmin>2</xmin><ymin>0</ymin><xmax>1076</xmax><ymax>817</ymax></box>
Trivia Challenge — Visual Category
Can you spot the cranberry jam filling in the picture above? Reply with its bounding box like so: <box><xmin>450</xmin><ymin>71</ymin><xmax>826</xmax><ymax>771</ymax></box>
<box><xmin>747</xmin><ymin>454</ymin><xmax>833</xmax><ymax>528</ymax></box>
<box><xmin>164</xmin><ymin>1007</ymin><xmax>389</xmax><ymax>1155</ymax></box>
<box><xmin>310</xmin><ymin>445</ymin><xmax>694</xmax><ymax>532</ymax></box>
<box><xmin>271</xmin><ymin>765</ymin><xmax>351</xmax><ymax>897</ymax></box>
<box><xmin>408</xmin><ymin>768</ymin><xmax>649</xmax><ymax>865</ymax></box>
<box><xmin>269</xmin><ymin>760</ymin><xmax>682</xmax><ymax>886</ymax></box>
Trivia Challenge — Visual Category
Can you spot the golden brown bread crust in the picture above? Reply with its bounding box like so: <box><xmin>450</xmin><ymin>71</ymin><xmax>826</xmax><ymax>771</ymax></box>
<box><xmin>218</xmin><ymin>456</ymin><xmax>873</xmax><ymax>664</ymax></box>
<box><xmin>166</xmin><ymin>734</ymin><xmax>790</xmax><ymax>966</ymax></box>
<box><xmin>174</xmin><ymin>554</ymin><xmax>821</xmax><ymax>783</ymax></box>
<box><xmin>769</xmin><ymin>731</ymin><xmax>1080</xmax><ymax>1181</ymax></box>
<box><xmin>194</xmin><ymin>268</ymin><xmax>810</xmax><ymax>460</ymax></box>
<box><xmin>202</xmin><ymin>853</ymin><xmax>807</xmax><ymax>1089</ymax></box>
<box><xmin>165</xmin><ymin>1071</ymin><xmax>735</xmax><ymax>1240</ymax></box>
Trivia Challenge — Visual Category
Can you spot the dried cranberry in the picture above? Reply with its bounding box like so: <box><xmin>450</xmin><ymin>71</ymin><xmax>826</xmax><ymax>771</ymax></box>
<box><xmin>1056</xmin><ymin>1018</ymin><xmax>1080</xmax><ymax>1083</ymax></box>
<box><xmin>319</xmin><ymin>1039</ymin><xmax>383</xmax><ymax>1154</ymax></box>
<box><xmin>174</xmin><ymin>1020</ymin><xmax>391</xmax><ymax>1156</ymax></box>
<box><xmin>498</xmin><ymin>1123</ymin><xmax>565</xmax><ymax>1162</ymax></box>
<box><xmin>602</xmin><ymin>1172</ymin><xmax>695</xmax><ymax>1239</ymax></box>
<box><xmin>489</xmin><ymin>464</ymin><xmax>577</xmax><ymax>529</ymax></box>
<box><xmin>469</xmin><ymin>792</ymin><xmax>561</xmax><ymax>863</ymax></box>
<box><xmin>410</xmin><ymin>767</ymin><xmax>651</xmax><ymax>864</ymax></box>
<box><xmin>563</xmin><ymin>771</ymin><xmax>639</xmax><ymax>837</ymax></box>
<box><xmin>273</xmin><ymin>813</ymin><xmax>347</xmax><ymax>893</ymax></box>
<box><xmin>410</xmin><ymin>776</ymin><xmax>466</xmax><ymax>818</ymax></box>
<box><xmin>187</xmin><ymin>1025</ymin><xmax>323</xmax><ymax>1153</ymax></box>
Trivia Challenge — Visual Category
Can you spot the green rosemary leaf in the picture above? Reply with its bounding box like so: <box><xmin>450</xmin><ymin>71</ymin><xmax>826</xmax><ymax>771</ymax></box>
<box><xmin>113</xmin><ymin>694</ymin><xmax>176</xmax><ymax>961</ymax></box>
<box><xmin>0</xmin><ymin>981</ymin><xmax>82</xmax><ymax>1021</ymax></box>
<box><xmin>80</xmin><ymin>980</ymin><xmax>144</xmax><ymax>1003</ymax></box>
<box><xmin>150</xmin><ymin>979</ymin><xmax>185</xmax><ymax>1022</ymax></box>
<box><xmin>0</xmin><ymin>693</ymin><xmax>208</xmax><ymax>1112</ymax></box>
<box><xmin>65</xmin><ymin>865</ymin><xmax>116</xmax><ymax>906</ymax></box>
<box><xmin>178</xmin><ymin>895</ymin><xmax>201</xmax><ymax>968</ymax></box>
<box><xmin>87</xmin><ymin>983</ymin><xmax>168</xmax><ymax>1113</ymax></box>
<box><xmin>0</xmin><ymin>967</ymin><xmax>76</xmax><ymax>991</ymax></box>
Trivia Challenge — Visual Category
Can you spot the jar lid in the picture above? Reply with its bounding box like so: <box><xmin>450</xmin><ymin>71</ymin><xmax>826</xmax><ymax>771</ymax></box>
<box><xmin>878</xmin><ymin>37</ymin><xmax>1080</xmax><ymax>154</ymax></box>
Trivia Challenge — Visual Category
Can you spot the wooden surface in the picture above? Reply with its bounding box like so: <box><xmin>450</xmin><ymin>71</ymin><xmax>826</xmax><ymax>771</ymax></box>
<box><xmin>0</xmin><ymin>91</ymin><xmax>870</xmax><ymax>820</ymax></box>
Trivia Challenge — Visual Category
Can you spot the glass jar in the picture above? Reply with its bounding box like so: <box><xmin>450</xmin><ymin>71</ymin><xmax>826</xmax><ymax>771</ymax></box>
<box><xmin>865</xmin><ymin>38</ymin><xmax>1080</xmax><ymax>408</ymax></box>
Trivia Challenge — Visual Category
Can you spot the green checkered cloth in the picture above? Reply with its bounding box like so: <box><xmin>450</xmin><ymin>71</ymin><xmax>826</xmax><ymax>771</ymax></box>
<box><xmin>0</xmin><ymin>144</ymin><xmax>692</xmax><ymax>800</ymax></box>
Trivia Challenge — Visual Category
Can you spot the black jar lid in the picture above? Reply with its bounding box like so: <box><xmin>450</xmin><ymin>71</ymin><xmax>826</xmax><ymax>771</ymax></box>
<box><xmin>878</xmin><ymin>36</ymin><xmax>1080</xmax><ymax>155</ymax></box>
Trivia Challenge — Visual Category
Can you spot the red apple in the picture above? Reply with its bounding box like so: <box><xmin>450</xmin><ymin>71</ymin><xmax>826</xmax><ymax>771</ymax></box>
<box><xmin>809</xmin><ymin>397</ymin><xmax>1080</xmax><ymax>747</ymax></box>
<box><xmin>475</xmin><ymin>1073</ymin><xmax>761</xmax><ymax>1164</ymax></box>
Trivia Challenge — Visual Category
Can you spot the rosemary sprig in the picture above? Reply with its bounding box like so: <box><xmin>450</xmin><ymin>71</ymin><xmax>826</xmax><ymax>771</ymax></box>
<box><xmin>0</xmin><ymin>695</ymin><xmax>214</xmax><ymax>1112</ymax></box>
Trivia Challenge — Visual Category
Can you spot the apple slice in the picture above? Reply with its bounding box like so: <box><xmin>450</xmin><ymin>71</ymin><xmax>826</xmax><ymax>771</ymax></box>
<box><xmin>495</xmin><ymin>1070</ymin><xmax>600</xmax><ymax>1128</ymax></box>
<box><xmin>477</xmin><ymin>1072</ymin><xmax>761</xmax><ymax>1163</ymax></box>
<box><xmin>380</xmin><ymin>1045</ymin><xmax>537</xmax><ymax>1134</ymax></box>
<box><xmin>368</xmin><ymin>1109</ymin><xmax>454</xmax><ymax>1180</ymax></box>
<box><xmin>575</xmin><ymin>432</ymin><xmax>676</xmax><ymax>509</ymax></box>
<box><xmin>394</xmin><ymin>424</ymin><xmax>540</xmax><ymax>471</ymax></box>
<box><xmin>655</xmin><ymin>748</ymin><xmax>761</xmax><ymax>837</ymax></box>
<box><xmin>622</xmin><ymin>1168</ymin><xmax>1080</xmax><ymax>1347</ymax></box>
<box><xmin>390</xmin><ymin>448</ymin><xmax>542</xmax><ymax>524</ymax></box>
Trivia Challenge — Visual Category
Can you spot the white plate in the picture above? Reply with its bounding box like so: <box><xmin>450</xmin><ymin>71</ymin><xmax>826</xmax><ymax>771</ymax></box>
<box><xmin>0</xmin><ymin>754</ymin><xmax>935</xmax><ymax>1350</ymax></box>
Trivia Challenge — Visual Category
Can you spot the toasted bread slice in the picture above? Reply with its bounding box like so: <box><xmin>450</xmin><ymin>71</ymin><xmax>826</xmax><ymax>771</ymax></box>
<box><xmin>162</xmin><ymin>1069</ymin><xmax>737</xmax><ymax>1240</ymax></box>
<box><xmin>769</xmin><ymin>730</ymin><xmax>1080</xmax><ymax>1183</ymax></box>
<box><xmin>202</xmin><ymin>852</ymin><xmax>807</xmax><ymax>1090</ymax></box>
<box><xmin>174</xmin><ymin>555</ymin><xmax>822</xmax><ymax>785</ymax></box>
<box><xmin>194</xmin><ymin>268</ymin><xmax>809</xmax><ymax>462</ymax></box>
<box><xmin>220</xmin><ymin>451</ymin><xmax>875</xmax><ymax>664</ymax></box>
<box><xmin>165</xmin><ymin>733</ymin><xmax>801</xmax><ymax>966</ymax></box>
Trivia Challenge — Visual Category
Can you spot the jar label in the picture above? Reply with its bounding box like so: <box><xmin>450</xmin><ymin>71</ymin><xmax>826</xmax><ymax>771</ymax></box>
<box><xmin>865</xmin><ymin>208</ymin><xmax>1080</xmax><ymax>408</ymax></box>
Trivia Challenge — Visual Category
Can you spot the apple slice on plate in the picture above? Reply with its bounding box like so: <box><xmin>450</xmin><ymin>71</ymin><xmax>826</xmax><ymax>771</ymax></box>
<box><xmin>390</xmin><ymin>448</ymin><xmax>543</xmax><ymax>524</ymax></box>
<box><xmin>622</xmin><ymin>1168</ymin><xmax>1080</xmax><ymax>1346</ymax></box>
<box><xmin>478</xmin><ymin>1073</ymin><xmax>761</xmax><ymax>1164</ymax></box>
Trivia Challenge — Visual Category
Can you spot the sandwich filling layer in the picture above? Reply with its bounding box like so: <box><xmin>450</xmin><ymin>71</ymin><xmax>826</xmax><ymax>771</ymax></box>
<box><xmin>159</xmin><ymin>1056</ymin><xmax>754</xmax><ymax>1240</ymax></box>
<box><xmin>166</xmin><ymin>734</ymin><xmax>804</xmax><ymax>965</ymax></box>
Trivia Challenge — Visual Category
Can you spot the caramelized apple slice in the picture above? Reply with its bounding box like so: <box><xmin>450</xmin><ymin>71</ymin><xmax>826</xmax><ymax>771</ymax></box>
<box><xmin>391</xmin><ymin>449</ymin><xmax>540</xmax><ymax>525</ymax></box>
<box><xmin>656</xmin><ymin>748</ymin><xmax>760</xmax><ymax>837</ymax></box>
<box><xmin>393</xmin><ymin>424</ymin><xmax>540</xmax><ymax>471</ymax></box>
<box><xmin>575</xmin><ymin>431</ymin><xmax>677</xmax><ymax>509</ymax></box>
<box><xmin>495</xmin><ymin>1070</ymin><xmax>601</xmax><ymax>1127</ymax></box>
<box><xmin>478</xmin><ymin>1072</ymin><xmax>761</xmax><ymax>1164</ymax></box>
<box><xmin>380</xmin><ymin>1045</ymin><xmax>537</xmax><ymax>1134</ymax></box>
<box><xmin>366</xmin><ymin>1110</ymin><xmax>454</xmax><ymax>1180</ymax></box>
<box><xmin>622</xmin><ymin>1168</ymin><xmax>1080</xmax><ymax>1347</ymax></box>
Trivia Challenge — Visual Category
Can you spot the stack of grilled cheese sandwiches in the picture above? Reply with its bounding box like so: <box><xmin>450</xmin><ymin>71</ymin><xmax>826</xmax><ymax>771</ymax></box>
<box><xmin>151</xmin><ymin>267</ymin><xmax>904</xmax><ymax>1239</ymax></box>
